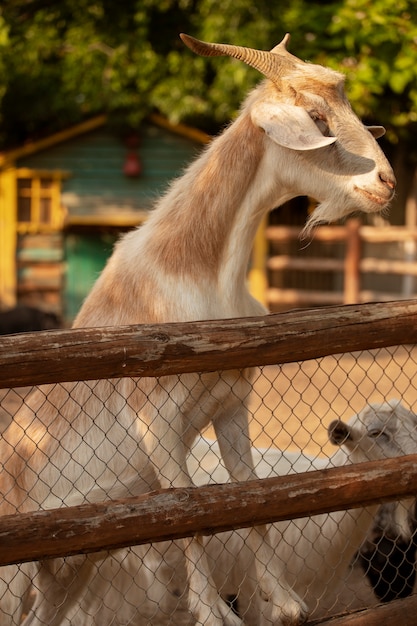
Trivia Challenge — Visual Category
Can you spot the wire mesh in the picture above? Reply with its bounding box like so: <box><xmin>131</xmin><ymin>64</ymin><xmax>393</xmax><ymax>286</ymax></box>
<box><xmin>0</xmin><ymin>344</ymin><xmax>417</xmax><ymax>624</ymax></box>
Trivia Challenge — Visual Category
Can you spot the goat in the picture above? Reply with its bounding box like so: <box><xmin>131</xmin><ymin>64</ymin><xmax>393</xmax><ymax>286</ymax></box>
<box><xmin>357</xmin><ymin>501</ymin><xmax>417</xmax><ymax>602</ymax></box>
<box><xmin>0</xmin><ymin>33</ymin><xmax>395</xmax><ymax>626</ymax></box>
<box><xmin>195</xmin><ymin>400</ymin><xmax>417</xmax><ymax>623</ymax></box>
<box><xmin>0</xmin><ymin>305</ymin><xmax>61</xmax><ymax>334</ymax></box>
<box><xmin>44</xmin><ymin>400</ymin><xmax>417</xmax><ymax>625</ymax></box>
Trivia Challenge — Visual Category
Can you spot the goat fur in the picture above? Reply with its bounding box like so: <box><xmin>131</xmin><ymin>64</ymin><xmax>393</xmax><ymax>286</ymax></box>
<box><xmin>0</xmin><ymin>34</ymin><xmax>396</xmax><ymax>626</ymax></box>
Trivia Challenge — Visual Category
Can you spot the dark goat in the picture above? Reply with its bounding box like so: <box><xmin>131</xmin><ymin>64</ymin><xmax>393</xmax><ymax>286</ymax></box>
<box><xmin>359</xmin><ymin>536</ymin><xmax>417</xmax><ymax>602</ymax></box>
<box><xmin>358</xmin><ymin>501</ymin><xmax>417</xmax><ymax>602</ymax></box>
<box><xmin>0</xmin><ymin>305</ymin><xmax>61</xmax><ymax>335</ymax></box>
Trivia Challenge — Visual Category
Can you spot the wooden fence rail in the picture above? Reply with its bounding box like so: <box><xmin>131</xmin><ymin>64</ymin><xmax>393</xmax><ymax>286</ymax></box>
<box><xmin>1</xmin><ymin>300</ymin><xmax>417</xmax><ymax>388</ymax></box>
<box><xmin>0</xmin><ymin>299</ymin><xmax>417</xmax><ymax>563</ymax></box>
<box><xmin>264</xmin><ymin>221</ymin><xmax>417</xmax><ymax>306</ymax></box>
<box><xmin>310</xmin><ymin>595</ymin><xmax>417</xmax><ymax>626</ymax></box>
<box><xmin>0</xmin><ymin>454</ymin><xmax>416</xmax><ymax>567</ymax></box>
<box><xmin>1</xmin><ymin>301</ymin><xmax>417</xmax><ymax>624</ymax></box>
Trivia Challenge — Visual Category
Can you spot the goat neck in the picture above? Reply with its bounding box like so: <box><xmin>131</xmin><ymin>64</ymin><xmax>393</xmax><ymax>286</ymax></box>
<box><xmin>130</xmin><ymin>113</ymin><xmax>275</xmax><ymax>320</ymax></box>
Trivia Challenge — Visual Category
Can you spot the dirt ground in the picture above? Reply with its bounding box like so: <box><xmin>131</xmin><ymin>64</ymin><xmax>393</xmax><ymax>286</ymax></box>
<box><xmin>207</xmin><ymin>343</ymin><xmax>417</xmax><ymax>458</ymax></box>
<box><xmin>1</xmin><ymin>344</ymin><xmax>416</xmax><ymax>622</ymax></box>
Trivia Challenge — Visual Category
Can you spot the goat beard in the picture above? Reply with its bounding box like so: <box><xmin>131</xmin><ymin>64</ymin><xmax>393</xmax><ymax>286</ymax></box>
<box><xmin>301</xmin><ymin>200</ymin><xmax>358</xmax><ymax>240</ymax></box>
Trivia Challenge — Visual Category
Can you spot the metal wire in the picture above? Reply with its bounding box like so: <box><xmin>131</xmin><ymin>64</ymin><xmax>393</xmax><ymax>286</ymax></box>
<box><xmin>0</xmin><ymin>345</ymin><xmax>416</xmax><ymax>624</ymax></box>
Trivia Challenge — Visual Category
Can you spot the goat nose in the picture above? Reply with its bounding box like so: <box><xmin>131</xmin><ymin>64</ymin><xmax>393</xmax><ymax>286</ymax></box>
<box><xmin>379</xmin><ymin>170</ymin><xmax>396</xmax><ymax>192</ymax></box>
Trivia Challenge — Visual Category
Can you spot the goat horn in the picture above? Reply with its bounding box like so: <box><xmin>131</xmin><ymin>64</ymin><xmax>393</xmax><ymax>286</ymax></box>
<box><xmin>180</xmin><ymin>33</ymin><xmax>298</xmax><ymax>81</ymax></box>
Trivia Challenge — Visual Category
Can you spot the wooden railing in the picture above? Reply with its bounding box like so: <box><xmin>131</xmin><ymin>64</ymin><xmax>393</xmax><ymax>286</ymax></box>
<box><xmin>1</xmin><ymin>301</ymin><xmax>417</xmax><ymax>624</ymax></box>
<box><xmin>258</xmin><ymin>220</ymin><xmax>417</xmax><ymax>308</ymax></box>
<box><xmin>2</xmin><ymin>300</ymin><xmax>417</xmax><ymax>387</ymax></box>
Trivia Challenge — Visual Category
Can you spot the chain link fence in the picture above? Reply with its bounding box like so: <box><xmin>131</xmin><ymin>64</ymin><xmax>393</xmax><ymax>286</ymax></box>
<box><xmin>0</xmin><ymin>306</ymin><xmax>417</xmax><ymax>624</ymax></box>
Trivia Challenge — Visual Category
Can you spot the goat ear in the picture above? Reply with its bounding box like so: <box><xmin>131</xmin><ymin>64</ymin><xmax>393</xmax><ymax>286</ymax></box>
<box><xmin>366</xmin><ymin>125</ymin><xmax>386</xmax><ymax>139</ymax></box>
<box><xmin>328</xmin><ymin>420</ymin><xmax>351</xmax><ymax>446</ymax></box>
<box><xmin>251</xmin><ymin>101</ymin><xmax>337</xmax><ymax>151</ymax></box>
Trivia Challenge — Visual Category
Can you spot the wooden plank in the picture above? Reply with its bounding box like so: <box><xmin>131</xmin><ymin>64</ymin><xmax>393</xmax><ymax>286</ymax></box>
<box><xmin>360</xmin><ymin>257</ymin><xmax>417</xmax><ymax>276</ymax></box>
<box><xmin>308</xmin><ymin>594</ymin><xmax>417</xmax><ymax>625</ymax></box>
<box><xmin>344</xmin><ymin>219</ymin><xmax>361</xmax><ymax>304</ymax></box>
<box><xmin>17</xmin><ymin>234</ymin><xmax>64</xmax><ymax>264</ymax></box>
<box><xmin>267</xmin><ymin>287</ymin><xmax>344</xmax><ymax>305</ymax></box>
<box><xmin>359</xmin><ymin>291</ymin><xmax>412</xmax><ymax>303</ymax></box>
<box><xmin>17</xmin><ymin>282</ymin><xmax>62</xmax><ymax>293</ymax></box>
<box><xmin>248</xmin><ymin>216</ymin><xmax>268</xmax><ymax>305</ymax></box>
<box><xmin>17</xmin><ymin>250</ymin><xmax>63</xmax><ymax>262</ymax></box>
<box><xmin>265</xmin><ymin>225</ymin><xmax>348</xmax><ymax>243</ymax></box>
<box><xmin>18</xmin><ymin>265</ymin><xmax>63</xmax><ymax>279</ymax></box>
<box><xmin>17</xmin><ymin>233</ymin><xmax>63</xmax><ymax>246</ymax></box>
<box><xmin>0</xmin><ymin>115</ymin><xmax>108</xmax><ymax>166</ymax></box>
<box><xmin>360</xmin><ymin>226</ymin><xmax>417</xmax><ymax>243</ymax></box>
<box><xmin>266</xmin><ymin>224</ymin><xmax>417</xmax><ymax>245</ymax></box>
<box><xmin>267</xmin><ymin>289</ymin><xmax>413</xmax><ymax>306</ymax></box>
<box><xmin>1</xmin><ymin>300</ymin><xmax>417</xmax><ymax>388</ymax></box>
<box><xmin>149</xmin><ymin>112</ymin><xmax>211</xmax><ymax>145</ymax></box>
<box><xmin>0</xmin><ymin>168</ymin><xmax>17</xmax><ymax>307</ymax></box>
<box><xmin>0</xmin><ymin>454</ymin><xmax>416</xmax><ymax>566</ymax></box>
<box><xmin>66</xmin><ymin>212</ymin><xmax>148</xmax><ymax>228</ymax></box>
<box><xmin>267</xmin><ymin>256</ymin><xmax>344</xmax><ymax>272</ymax></box>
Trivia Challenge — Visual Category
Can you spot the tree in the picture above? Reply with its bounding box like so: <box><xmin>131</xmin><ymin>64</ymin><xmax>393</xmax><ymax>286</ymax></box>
<box><xmin>280</xmin><ymin>0</ymin><xmax>417</xmax><ymax>223</ymax></box>
<box><xmin>0</xmin><ymin>0</ymin><xmax>416</xmax><ymax>221</ymax></box>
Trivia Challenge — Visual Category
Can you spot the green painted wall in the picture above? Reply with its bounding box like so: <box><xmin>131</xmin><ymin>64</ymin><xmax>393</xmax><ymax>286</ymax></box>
<box><xmin>18</xmin><ymin>123</ymin><xmax>201</xmax><ymax>215</ymax></box>
<box><xmin>17</xmin><ymin>121</ymin><xmax>201</xmax><ymax>321</ymax></box>
<box><xmin>64</xmin><ymin>232</ymin><xmax>118</xmax><ymax>321</ymax></box>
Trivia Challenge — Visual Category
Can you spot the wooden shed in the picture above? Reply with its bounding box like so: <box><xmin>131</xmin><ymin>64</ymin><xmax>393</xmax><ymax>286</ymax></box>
<box><xmin>0</xmin><ymin>114</ymin><xmax>210</xmax><ymax>323</ymax></box>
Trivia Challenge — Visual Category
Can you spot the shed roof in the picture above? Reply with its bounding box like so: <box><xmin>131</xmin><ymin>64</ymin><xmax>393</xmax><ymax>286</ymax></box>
<box><xmin>3</xmin><ymin>114</ymin><xmax>210</xmax><ymax>223</ymax></box>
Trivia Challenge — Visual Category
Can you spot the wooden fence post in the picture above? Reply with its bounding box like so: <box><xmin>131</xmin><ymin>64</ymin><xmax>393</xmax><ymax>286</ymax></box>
<box><xmin>344</xmin><ymin>218</ymin><xmax>361</xmax><ymax>304</ymax></box>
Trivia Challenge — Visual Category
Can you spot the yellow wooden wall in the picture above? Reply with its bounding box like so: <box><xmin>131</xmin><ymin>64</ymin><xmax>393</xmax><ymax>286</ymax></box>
<box><xmin>0</xmin><ymin>168</ymin><xmax>17</xmax><ymax>308</ymax></box>
<box><xmin>249</xmin><ymin>217</ymin><xmax>268</xmax><ymax>306</ymax></box>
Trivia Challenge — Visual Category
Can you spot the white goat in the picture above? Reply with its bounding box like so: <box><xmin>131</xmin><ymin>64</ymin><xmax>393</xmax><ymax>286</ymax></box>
<box><xmin>197</xmin><ymin>400</ymin><xmax>417</xmax><ymax>623</ymax></box>
<box><xmin>0</xmin><ymin>33</ymin><xmax>395</xmax><ymax>626</ymax></box>
<box><xmin>41</xmin><ymin>400</ymin><xmax>417</xmax><ymax>625</ymax></box>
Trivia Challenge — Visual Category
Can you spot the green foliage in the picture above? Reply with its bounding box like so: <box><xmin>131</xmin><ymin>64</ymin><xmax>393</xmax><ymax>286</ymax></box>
<box><xmin>0</xmin><ymin>0</ymin><xmax>416</xmax><ymax>149</ymax></box>
<box><xmin>325</xmin><ymin>0</ymin><xmax>417</xmax><ymax>139</ymax></box>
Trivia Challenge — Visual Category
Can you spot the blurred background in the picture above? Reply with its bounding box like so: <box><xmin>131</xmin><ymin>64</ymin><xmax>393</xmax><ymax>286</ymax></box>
<box><xmin>0</xmin><ymin>0</ymin><xmax>416</xmax><ymax>327</ymax></box>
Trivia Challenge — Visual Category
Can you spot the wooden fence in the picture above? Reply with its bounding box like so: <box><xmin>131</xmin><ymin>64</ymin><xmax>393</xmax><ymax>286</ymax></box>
<box><xmin>1</xmin><ymin>300</ymin><xmax>417</xmax><ymax>624</ymax></box>
<box><xmin>260</xmin><ymin>221</ymin><xmax>417</xmax><ymax>307</ymax></box>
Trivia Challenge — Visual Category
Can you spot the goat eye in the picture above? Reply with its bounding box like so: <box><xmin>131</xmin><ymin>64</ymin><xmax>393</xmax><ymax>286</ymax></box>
<box><xmin>316</xmin><ymin>120</ymin><xmax>330</xmax><ymax>136</ymax></box>
<box><xmin>309</xmin><ymin>111</ymin><xmax>330</xmax><ymax>136</ymax></box>
<box><xmin>368</xmin><ymin>429</ymin><xmax>390</xmax><ymax>441</ymax></box>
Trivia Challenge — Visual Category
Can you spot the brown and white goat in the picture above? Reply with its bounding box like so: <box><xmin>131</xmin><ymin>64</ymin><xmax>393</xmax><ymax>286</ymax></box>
<box><xmin>0</xmin><ymin>33</ymin><xmax>395</xmax><ymax>626</ymax></box>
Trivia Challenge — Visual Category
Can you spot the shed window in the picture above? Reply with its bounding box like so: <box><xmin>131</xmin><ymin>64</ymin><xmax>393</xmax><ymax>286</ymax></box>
<box><xmin>16</xmin><ymin>170</ymin><xmax>68</xmax><ymax>234</ymax></box>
